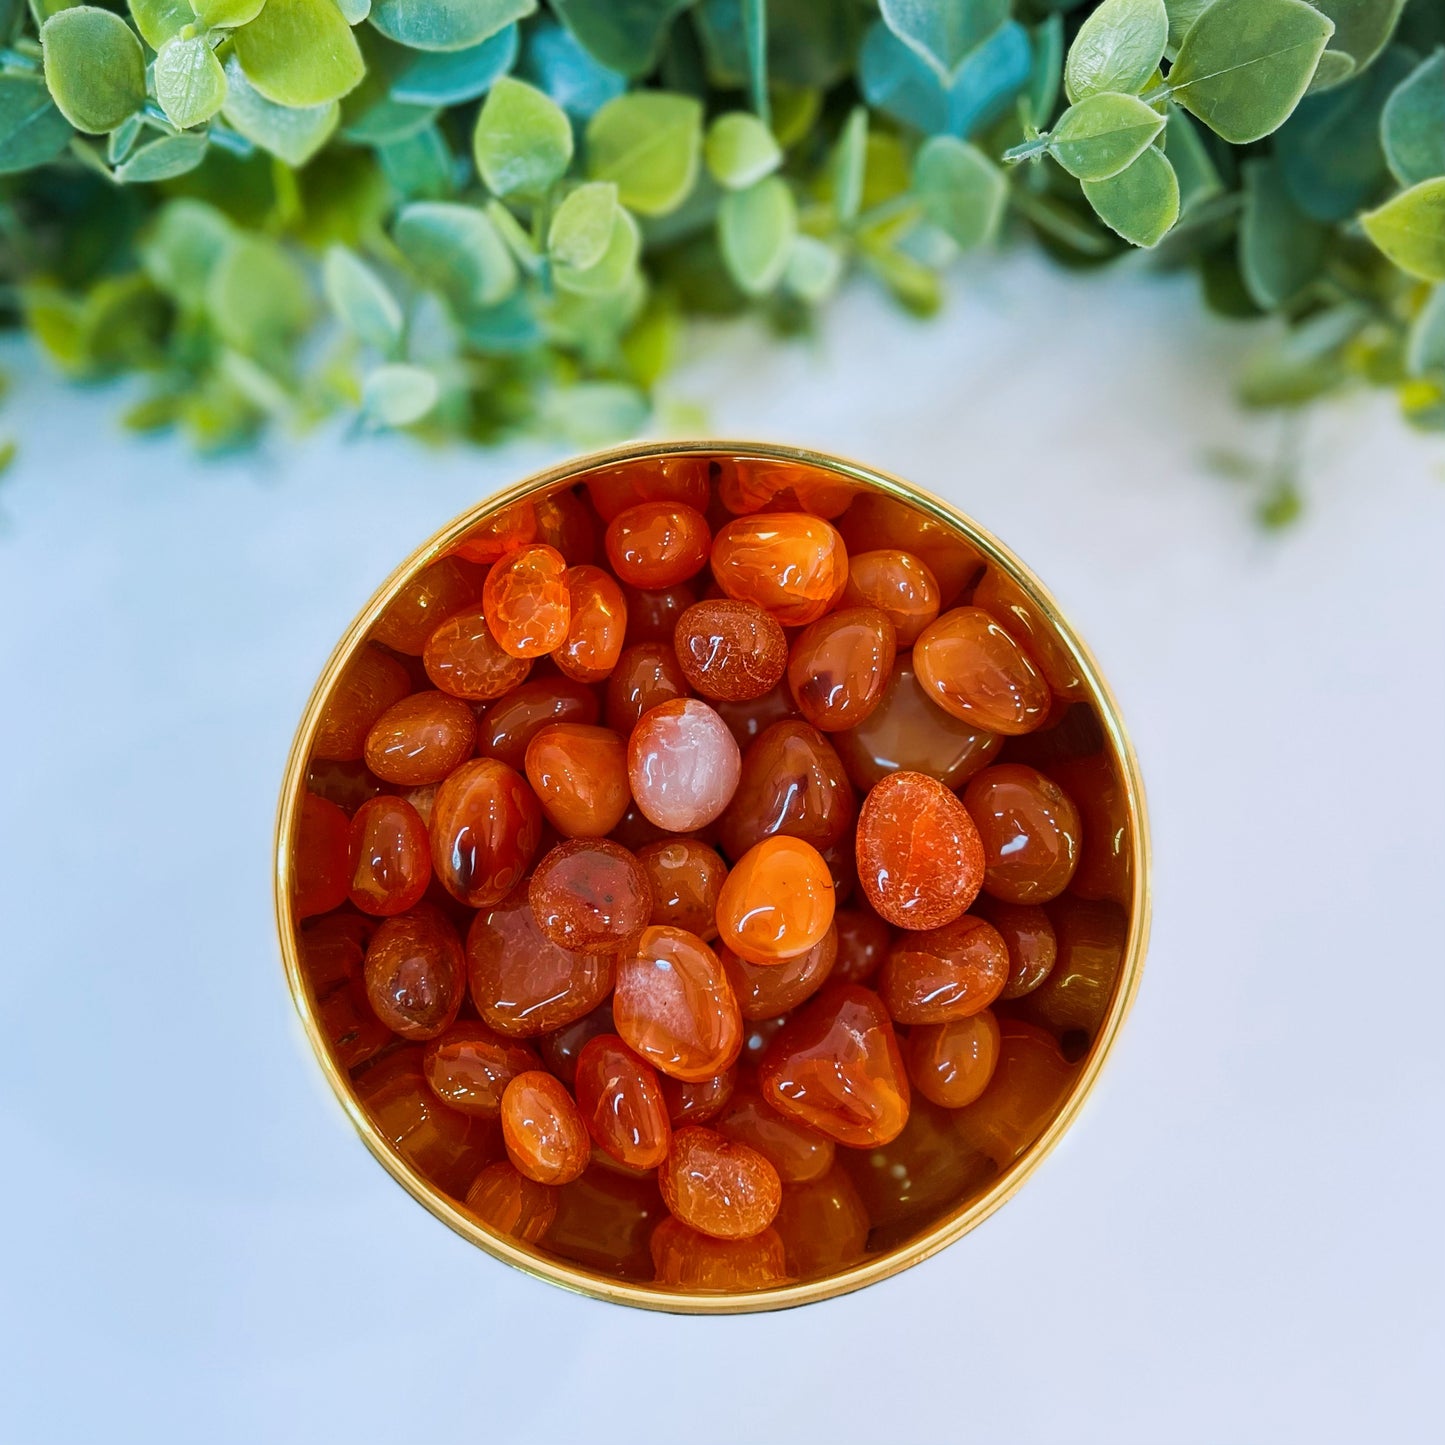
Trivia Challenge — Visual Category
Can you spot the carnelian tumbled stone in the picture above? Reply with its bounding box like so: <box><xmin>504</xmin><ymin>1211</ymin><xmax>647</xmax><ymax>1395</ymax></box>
<box><xmin>715</xmin><ymin>835</ymin><xmax>835</xmax><ymax>965</ymax></box>
<box><xmin>650</xmin><ymin>1218</ymin><xmax>788</xmax><ymax>1291</ymax></box>
<box><xmin>773</xmin><ymin>1165</ymin><xmax>869</xmax><ymax>1280</ymax></box>
<box><xmin>364</xmin><ymin>690</ymin><xmax>476</xmax><ymax>786</ymax></box>
<box><xmin>537</xmin><ymin>1003</ymin><xmax>614</xmax><ymax>1085</ymax></box>
<box><xmin>720</xmin><ymin>925</ymin><xmax>836</xmax><ymax>1020</ymax></box>
<box><xmin>659</xmin><ymin>1125</ymin><xmax>782</xmax><ymax>1239</ymax></box>
<box><xmin>841</xmin><ymin>549</ymin><xmax>941</xmax><ymax>645</ymax></box>
<box><xmin>313</xmin><ymin>644</ymin><xmax>412</xmax><ymax>761</ymax></box>
<box><xmin>964</xmin><ymin>763</ymin><xmax>1081</xmax><ymax>904</ymax></box>
<box><xmin>549</xmin><ymin>1165</ymin><xmax>665</xmax><ymax>1279</ymax></box>
<box><xmin>905</xmin><ymin>1010</ymin><xmax>1001</xmax><ymax>1108</ymax></box>
<box><xmin>627</xmin><ymin>698</ymin><xmax>741</xmax><ymax>831</ymax></box>
<box><xmin>347</xmin><ymin>795</ymin><xmax>432</xmax><ymax>916</ymax></box>
<box><xmin>637</xmin><ymin>838</ymin><xmax>727</xmax><ymax>940</ymax></box>
<box><xmin>450</xmin><ymin>500</ymin><xmax>536</xmax><ymax>564</ymax></box>
<box><xmin>660</xmin><ymin>1069</ymin><xmax>736</xmax><ymax>1126</ymax></box>
<box><xmin>972</xmin><ymin>565</ymin><xmax>1087</xmax><ymax>699</ymax></box>
<box><xmin>605</xmin><ymin>502</ymin><xmax>712</xmax><ymax>588</ymax></box>
<box><xmin>711</xmin><ymin>680</ymin><xmax>800</xmax><ymax>747</ymax></box>
<box><xmin>500</xmin><ymin>1070</ymin><xmax>591</xmax><ymax>1185</ymax></box>
<box><xmin>533</xmin><ymin>487</ymin><xmax>597</xmax><ymax>565</ymax></box>
<box><xmin>423</xmin><ymin>607</ymin><xmax>532</xmax><ymax>700</ymax></box>
<box><xmin>483</xmin><ymin>543</ymin><xmax>571</xmax><ymax>659</ymax></box>
<box><xmin>316</xmin><ymin>979</ymin><xmax>394</xmax><ymax>1069</ymax></box>
<box><xmin>466</xmin><ymin>885</ymin><xmax>614</xmax><ymax>1036</ymax></box>
<box><xmin>717</xmin><ymin>457</ymin><xmax>858</xmax><ymax>518</ymax></box>
<box><xmin>716</xmin><ymin>1089</ymin><xmax>835</xmax><ymax>1183</ymax></box>
<box><xmin>835</xmin><ymin>492</ymin><xmax>980</xmax><ymax>604</ymax></box>
<box><xmin>913</xmin><ymin>606</ymin><xmax>1052</xmax><ymax>735</ymax></box>
<box><xmin>623</xmin><ymin>581</ymin><xmax>696</xmax><ymax>644</ymax></box>
<box><xmin>880</xmin><ymin>914</ymin><xmax>1010</xmax><ymax>1024</ymax></box>
<box><xmin>855</xmin><ymin>770</ymin><xmax>984</xmax><ymax>930</ymax></box>
<box><xmin>574</xmin><ymin>1034</ymin><xmax>672</xmax><ymax>1170</ymax></box>
<box><xmin>529</xmin><ymin>838</ymin><xmax>653</xmax><ymax>954</ymax></box>
<box><xmin>430</xmin><ymin>757</ymin><xmax>542</xmax><ymax>908</ymax></box>
<box><xmin>673</xmin><ymin>598</ymin><xmax>788</xmax><ymax>703</ymax></box>
<box><xmin>584</xmin><ymin>456</ymin><xmax>711</xmax><ymax>520</ymax></box>
<box><xmin>477</xmin><ymin>677</ymin><xmax>598</xmax><ymax>770</ymax></box>
<box><xmin>786</xmin><ymin>605</ymin><xmax>897</xmax><ymax>732</ymax></box>
<box><xmin>759</xmin><ymin>983</ymin><xmax>910</xmax><ymax>1146</ymax></box>
<box><xmin>423</xmin><ymin>1023</ymin><xmax>540</xmax><ymax>1116</ymax></box>
<box><xmin>524</xmin><ymin>724</ymin><xmax>631</xmax><ymax>838</ymax></box>
<box><xmin>604</xmin><ymin>641</ymin><xmax>690</xmax><ymax>733</ymax></box>
<box><xmin>373</xmin><ymin>556</ymin><xmax>485</xmax><ymax>654</ymax></box>
<box><xmin>1049</xmin><ymin>753</ymin><xmax>1134</xmax><ymax>905</ymax></box>
<box><xmin>711</xmin><ymin>513</ymin><xmax>849</xmax><ymax>626</ymax></box>
<box><xmin>974</xmin><ymin>898</ymin><xmax>1057</xmax><ymax>999</ymax></box>
<box><xmin>464</xmin><ymin>1160</ymin><xmax>556</xmax><ymax>1241</ymax></box>
<box><xmin>363</xmin><ymin>906</ymin><xmax>466</xmax><ymax>1040</ymax></box>
<box><xmin>306</xmin><ymin>757</ymin><xmax>385</xmax><ymax>815</ymax></box>
<box><xmin>293</xmin><ymin>792</ymin><xmax>351</xmax><ymax>918</ymax></box>
<box><xmin>951</xmin><ymin>1020</ymin><xmax>1075</xmax><ymax>1167</ymax></box>
<box><xmin>613</xmin><ymin>926</ymin><xmax>743</xmax><ymax>1081</ymax></box>
<box><xmin>1010</xmin><ymin>896</ymin><xmax>1127</xmax><ymax>1054</ymax></box>
<box><xmin>553</xmin><ymin>565</ymin><xmax>627</xmax><ymax>683</ymax></box>
<box><xmin>831</xmin><ymin>905</ymin><xmax>893</xmax><ymax>984</ymax></box>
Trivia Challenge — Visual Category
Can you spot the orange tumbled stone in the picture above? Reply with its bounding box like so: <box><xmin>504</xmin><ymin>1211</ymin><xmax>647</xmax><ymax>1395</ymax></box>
<box><xmin>313</xmin><ymin>644</ymin><xmax>412</xmax><ymax>761</ymax></box>
<box><xmin>759</xmin><ymin>983</ymin><xmax>910</xmax><ymax>1147</ymax></box>
<box><xmin>463</xmin><ymin>1160</ymin><xmax>556</xmax><ymax>1242</ymax></box>
<box><xmin>623</xmin><ymin>581</ymin><xmax>696</xmax><ymax>645</ymax></box>
<box><xmin>449</xmin><ymin>500</ymin><xmax>536</xmax><ymax>564</ymax></box>
<box><xmin>972</xmin><ymin>565</ymin><xmax>1087</xmax><ymax>699</ymax></box>
<box><xmin>711</xmin><ymin>512</ymin><xmax>849</xmax><ymax>626</ymax></box>
<box><xmin>524</xmin><ymin>723</ymin><xmax>631</xmax><ymax>838</ymax></box>
<box><xmin>660</xmin><ymin>1068</ymin><xmax>736</xmax><ymax>1126</ymax></box>
<box><xmin>659</xmin><ymin>1125</ymin><xmax>782</xmax><ymax>1239</ymax></box>
<box><xmin>974</xmin><ymin>898</ymin><xmax>1057</xmax><ymax>999</ymax></box>
<box><xmin>605</xmin><ymin>501</ymin><xmax>712</xmax><ymax>588</ymax></box>
<box><xmin>905</xmin><ymin>1010</ymin><xmax>1001</xmax><ymax>1108</ymax></box>
<box><xmin>293</xmin><ymin>792</ymin><xmax>351</xmax><ymax>919</ymax></box>
<box><xmin>306</xmin><ymin>757</ymin><xmax>386</xmax><ymax>814</ymax></box>
<box><xmin>880</xmin><ymin>914</ymin><xmax>1010</xmax><ymax>1024</ymax></box>
<box><xmin>717</xmin><ymin>457</ymin><xmax>858</xmax><ymax>518</ymax></box>
<box><xmin>673</xmin><ymin>598</ymin><xmax>788</xmax><ymax>703</ymax></box>
<box><xmin>537</xmin><ymin>1003</ymin><xmax>614</xmax><ymax>1085</ymax></box>
<box><xmin>964</xmin><ymin>763</ymin><xmax>1081</xmax><ymax>904</ymax></box>
<box><xmin>637</xmin><ymin>837</ymin><xmax>727</xmax><ymax>940</ymax></box>
<box><xmin>786</xmin><ymin>605</ymin><xmax>896</xmax><ymax>732</ymax></box>
<box><xmin>773</xmin><ymin>1165</ymin><xmax>870</xmax><ymax>1280</ymax></box>
<box><xmin>466</xmin><ymin>884</ymin><xmax>614</xmax><ymax>1036</ymax></box>
<box><xmin>614</xmin><ymin>926</ymin><xmax>743</xmax><ymax>1081</ymax></box>
<box><xmin>951</xmin><ymin>1020</ymin><xmax>1075</xmax><ymax>1167</ymax></box>
<box><xmin>423</xmin><ymin>1023</ymin><xmax>540</xmax><ymax>1116</ymax></box>
<box><xmin>476</xmin><ymin>677</ymin><xmax>598</xmax><ymax>770</ymax></box>
<box><xmin>711</xmin><ymin>679</ymin><xmax>800</xmax><ymax>747</ymax></box>
<box><xmin>483</xmin><ymin>543</ymin><xmax>570</xmax><ymax>659</ymax></box>
<box><xmin>363</xmin><ymin>690</ymin><xmax>476</xmax><ymax>786</ymax></box>
<box><xmin>550</xmin><ymin>1164</ymin><xmax>666</xmax><ymax>1279</ymax></box>
<box><xmin>500</xmin><ymin>1070</ymin><xmax>591</xmax><ymax>1185</ymax></box>
<box><xmin>316</xmin><ymin>978</ymin><xmax>393</xmax><ymax>1069</ymax></box>
<box><xmin>553</xmin><ymin>565</ymin><xmax>627</xmax><ymax>683</ymax></box>
<box><xmin>362</xmin><ymin>905</ymin><xmax>466</xmax><ymax>1040</ymax></box>
<box><xmin>1010</xmin><ymin>896</ymin><xmax>1128</xmax><ymax>1055</ymax></box>
<box><xmin>650</xmin><ymin>1217</ymin><xmax>788</xmax><ymax>1291</ymax></box>
<box><xmin>1049</xmin><ymin>753</ymin><xmax>1134</xmax><ymax>905</ymax></box>
<box><xmin>584</xmin><ymin>456</ymin><xmax>711</xmax><ymax>520</ymax></box>
<box><xmin>423</xmin><ymin>607</ymin><xmax>532</xmax><ymax>700</ymax></box>
<box><xmin>604</xmin><ymin>641</ymin><xmax>690</xmax><ymax>733</ymax></box>
<box><xmin>372</xmin><ymin>556</ymin><xmax>485</xmax><ymax>654</ymax></box>
<box><xmin>574</xmin><ymin>1034</ymin><xmax>672</xmax><ymax>1170</ymax></box>
<box><xmin>430</xmin><ymin>757</ymin><xmax>542</xmax><ymax>908</ymax></box>
<box><xmin>913</xmin><ymin>606</ymin><xmax>1052</xmax><ymax>735</ymax></box>
<box><xmin>716</xmin><ymin>1089</ymin><xmax>835</xmax><ymax>1183</ymax></box>
<box><xmin>831</xmin><ymin>905</ymin><xmax>892</xmax><ymax>985</ymax></box>
<box><xmin>533</xmin><ymin>487</ymin><xmax>597</xmax><ymax>565</ymax></box>
<box><xmin>715</xmin><ymin>835</ymin><xmax>835</xmax><ymax>965</ymax></box>
<box><xmin>855</xmin><ymin>770</ymin><xmax>984</xmax><ymax>930</ymax></box>
<box><xmin>627</xmin><ymin>698</ymin><xmax>741</xmax><ymax>832</ymax></box>
<box><xmin>841</xmin><ymin>549</ymin><xmax>941</xmax><ymax>645</ymax></box>
<box><xmin>529</xmin><ymin>838</ymin><xmax>653</xmax><ymax>953</ymax></box>
<box><xmin>835</xmin><ymin>492</ymin><xmax>980</xmax><ymax>604</ymax></box>
<box><xmin>720</xmin><ymin>925</ymin><xmax>836</xmax><ymax>1020</ymax></box>
<box><xmin>347</xmin><ymin>795</ymin><xmax>432</xmax><ymax>916</ymax></box>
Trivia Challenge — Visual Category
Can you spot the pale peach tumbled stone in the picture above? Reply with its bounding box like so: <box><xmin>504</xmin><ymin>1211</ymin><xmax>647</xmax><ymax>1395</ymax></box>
<box><xmin>627</xmin><ymin>698</ymin><xmax>741</xmax><ymax>832</ymax></box>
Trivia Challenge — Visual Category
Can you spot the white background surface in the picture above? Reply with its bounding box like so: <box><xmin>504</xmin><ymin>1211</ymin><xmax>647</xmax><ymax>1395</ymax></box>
<box><xmin>1</xmin><ymin>255</ymin><xmax>1442</xmax><ymax>1444</ymax></box>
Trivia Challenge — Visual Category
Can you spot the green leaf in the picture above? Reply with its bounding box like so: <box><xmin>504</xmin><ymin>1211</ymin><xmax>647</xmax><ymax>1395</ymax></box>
<box><xmin>1066</xmin><ymin>0</ymin><xmax>1169</xmax><ymax>102</ymax></box>
<box><xmin>913</xmin><ymin>134</ymin><xmax>1006</xmax><ymax>249</ymax></box>
<box><xmin>205</xmin><ymin>235</ymin><xmax>313</xmax><ymax>355</ymax></box>
<box><xmin>377</xmin><ymin>124</ymin><xmax>455</xmax><ymax>199</ymax></box>
<box><xmin>704</xmin><ymin>111</ymin><xmax>781</xmax><ymax>190</ymax></box>
<box><xmin>547</xmin><ymin>180</ymin><xmax>620</xmax><ymax>269</ymax></box>
<box><xmin>741</xmin><ymin>0</ymin><xmax>767</xmax><ymax>121</ymax></box>
<box><xmin>878</xmin><ymin>0</ymin><xmax>1010</xmax><ymax>83</ymax></box>
<box><xmin>1238</xmin><ymin>304</ymin><xmax>1362</xmax><ymax>405</ymax></box>
<box><xmin>363</xmin><ymin>363</ymin><xmax>439</xmax><ymax>425</ymax></box>
<box><xmin>232</xmin><ymin>0</ymin><xmax>365</xmax><ymax>108</ymax></box>
<box><xmin>472</xmin><ymin>77</ymin><xmax>572</xmax><ymax>197</ymax></box>
<box><xmin>391</xmin><ymin>24</ymin><xmax>518</xmax><ymax>105</ymax></box>
<box><xmin>486</xmin><ymin>196</ymin><xmax>542</xmax><ymax>271</ymax></box>
<box><xmin>191</xmin><ymin>0</ymin><xmax>266</xmax><ymax>27</ymax></box>
<box><xmin>1239</xmin><ymin>156</ymin><xmax>1327</xmax><ymax>307</ymax></box>
<box><xmin>1164</xmin><ymin>0</ymin><xmax>1214</xmax><ymax>55</ymax></box>
<box><xmin>394</xmin><ymin>200</ymin><xmax>518</xmax><ymax>309</ymax></box>
<box><xmin>127</xmin><ymin>0</ymin><xmax>191</xmax><ymax>49</ymax></box>
<box><xmin>1306</xmin><ymin>49</ymin><xmax>1355</xmax><ymax>91</ymax></box>
<box><xmin>1311</xmin><ymin>1</ymin><xmax>1405</xmax><ymax>75</ymax></box>
<box><xmin>1163</xmin><ymin>102</ymin><xmax>1222</xmax><ymax>213</ymax></box>
<box><xmin>585</xmin><ymin>90</ymin><xmax>702</xmax><ymax>216</ymax></box>
<box><xmin>323</xmin><ymin>244</ymin><xmax>403</xmax><ymax>354</ymax></box>
<box><xmin>107</xmin><ymin>112</ymin><xmax>142</xmax><ymax>164</ymax></box>
<box><xmin>718</xmin><ymin>174</ymin><xmax>796</xmax><ymax>295</ymax></box>
<box><xmin>1381</xmin><ymin>49</ymin><xmax>1445</xmax><ymax>187</ymax></box>
<box><xmin>519</xmin><ymin>16</ymin><xmax>626</xmax><ymax>118</ymax></box>
<box><xmin>782</xmin><ymin>233</ymin><xmax>843</xmax><ymax>303</ymax></box>
<box><xmin>1082</xmin><ymin>143</ymin><xmax>1180</xmax><ymax>245</ymax></box>
<box><xmin>551</xmin><ymin>0</ymin><xmax>693</xmax><ymax>79</ymax></box>
<box><xmin>538</xmin><ymin>380</ymin><xmax>648</xmax><ymax>445</ymax></box>
<box><xmin>340</xmin><ymin>92</ymin><xmax>437</xmax><ymax>145</ymax></box>
<box><xmin>154</xmin><ymin>35</ymin><xmax>226</xmax><ymax>130</ymax></box>
<box><xmin>1025</xmin><ymin>13</ymin><xmax>1064</xmax><ymax>127</ymax></box>
<box><xmin>115</xmin><ymin>129</ymin><xmax>208</xmax><ymax>181</ymax></box>
<box><xmin>1168</xmin><ymin>0</ymin><xmax>1335</xmax><ymax>144</ymax></box>
<box><xmin>829</xmin><ymin>104</ymin><xmax>866</xmax><ymax>223</ymax></box>
<box><xmin>1048</xmin><ymin>91</ymin><xmax>1166</xmax><ymax>181</ymax></box>
<box><xmin>140</xmin><ymin>198</ymin><xmax>234</xmax><ymax>309</ymax></box>
<box><xmin>40</xmin><ymin>7</ymin><xmax>146</xmax><ymax>135</ymax></box>
<box><xmin>370</xmin><ymin>0</ymin><xmax>533</xmax><ymax>52</ymax></box>
<box><xmin>1360</xmin><ymin>176</ymin><xmax>1445</xmax><ymax>279</ymax></box>
<box><xmin>1406</xmin><ymin>285</ymin><xmax>1445</xmax><ymax>376</ymax></box>
<box><xmin>0</xmin><ymin>75</ymin><xmax>71</xmax><ymax>174</ymax></box>
<box><xmin>335</xmin><ymin>0</ymin><xmax>369</xmax><ymax>20</ymax></box>
<box><xmin>220</xmin><ymin>55</ymin><xmax>339</xmax><ymax>165</ymax></box>
<box><xmin>552</xmin><ymin>203</ymin><xmax>640</xmax><ymax>294</ymax></box>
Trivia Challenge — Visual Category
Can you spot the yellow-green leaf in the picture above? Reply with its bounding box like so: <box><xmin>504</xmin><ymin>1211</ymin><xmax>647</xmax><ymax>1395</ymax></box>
<box><xmin>1361</xmin><ymin>178</ymin><xmax>1445</xmax><ymax>280</ymax></box>
<box><xmin>233</xmin><ymin>0</ymin><xmax>364</xmax><ymax>108</ymax></box>
<box><xmin>154</xmin><ymin>35</ymin><xmax>226</xmax><ymax>130</ymax></box>
<box><xmin>41</xmin><ymin>7</ymin><xmax>146</xmax><ymax>135</ymax></box>
<box><xmin>585</xmin><ymin>90</ymin><xmax>701</xmax><ymax>216</ymax></box>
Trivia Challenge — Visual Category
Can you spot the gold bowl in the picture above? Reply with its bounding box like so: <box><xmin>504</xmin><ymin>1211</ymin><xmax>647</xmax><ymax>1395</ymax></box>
<box><xmin>274</xmin><ymin>440</ymin><xmax>1151</xmax><ymax>1313</ymax></box>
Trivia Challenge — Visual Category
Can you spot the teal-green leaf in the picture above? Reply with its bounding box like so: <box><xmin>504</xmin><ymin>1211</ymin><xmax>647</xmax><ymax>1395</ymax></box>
<box><xmin>741</xmin><ymin>0</ymin><xmax>767</xmax><ymax>121</ymax></box>
<box><xmin>1239</xmin><ymin>156</ymin><xmax>1327</xmax><ymax>307</ymax></box>
<box><xmin>1381</xmin><ymin>49</ymin><xmax>1445</xmax><ymax>187</ymax></box>
<box><xmin>878</xmin><ymin>0</ymin><xmax>1010</xmax><ymax>83</ymax></box>
<box><xmin>1360</xmin><ymin>176</ymin><xmax>1445</xmax><ymax>279</ymax></box>
<box><xmin>782</xmin><ymin>234</ymin><xmax>844</xmax><ymax>303</ymax></box>
<box><xmin>205</xmin><ymin>235</ymin><xmax>313</xmax><ymax>355</ymax></box>
<box><xmin>191</xmin><ymin>0</ymin><xmax>266</xmax><ymax>27</ymax></box>
<box><xmin>1168</xmin><ymin>0</ymin><xmax>1335</xmax><ymax>144</ymax></box>
<box><xmin>551</xmin><ymin>0</ymin><xmax>693</xmax><ymax>79</ymax></box>
<box><xmin>323</xmin><ymin>244</ymin><xmax>403</xmax><ymax>355</ymax></box>
<box><xmin>127</xmin><ymin>0</ymin><xmax>191</xmax><ymax>50</ymax></box>
<box><xmin>391</xmin><ymin>24</ymin><xmax>518</xmax><ymax>105</ymax></box>
<box><xmin>40</xmin><ymin>7</ymin><xmax>146</xmax><ymax>135</ymax></box>
<box><xmin>0</xmin><ymin>75</ymin><xmax>71</xmax><ymax>174</ymax></box>
<box><xmin>585</xmin><ymin>90</ymin><xmax>702</xmax><ymax>216</ymax></box>
<box><xmin>547</xmin><ymin>180</ymin><xmax>620</xmax><ymax>270</ymax></box>
<box><xmin>1026</xmin><ymin>13</ymin><xmax>1064</xmax><ymax>127</ymax></box>
<box><xmin>1081</xmin><ymin>143</ymin><xmax>1180</xmax><ymax>245</ymax></box>
<box><xmin>519</xmin><ymin>16</ymin><xmax>626</xmax><ymax>118</ymax></box>
<box><xmin>1066</xmin><ymin>0</ymin><xmax>1169</xmax><ymax>102</ymax></box>
<box><xmin>370</xmin><ymin>0</ymin><xmax>534</xmax><ymax>53</ymax></box>
<box><xmin>221</xmin><ymin>56</ymin><xmax>340</xmax><ymax>166</ymax></box>
<box><xmin>114</xmin><ymin>129</ymin><xmax>209</xmax><ymax>181</ymax></box>
<box><xmin>1311</xmin><ymin>1</ymin><xmax>1406</xmax><ymax>74</ymax></box>
<box><xmin>394</xmin><ymin>200</ymin><xmax>518</xmax><ymax>309</ymax></box>
<box><xmin>335</xmin><ymin>0</ymin><xmax>369</xmax><ymax>20</ymax></box>
<box><xmin>140</xmin><ymin>198</ymin><xmax>234</xmax><ymax>310</ymax></box>
<box><xmin>363</xmin><ymin>363</ymin><xmax>439</xmax><ymax>425</ymax></box>
<box><xmin>154</xmin><ymin>35</ymin><xmax>227</xmax><ymax>130</ymax></box>
<box><xmin>377</xmin><ymin>125</ymin><xmax>456</xmax><ymax>199</ymax></box>
<box><xmin>232</xmin><ymin>0</ymin><xmax>365</xmax><ymax>108</ymax></box>
<box><xmin>1049</xmin><ymin>91</ymin><xmax>1166</xmax><ymax>181</ymax></box>
<box><xmin>718</xmin><ymin>174</ymin><xmax>796</xmax><ymax>295</ymax></box>
<box><xmin>1163</xmin><ymin>103</ymin><xmax>1222</xmax><ymax>214</ymax></box>
<box><xmin>913</xmin><ymin>134</ymin><xmax>1007</xmax><ymax>250</ymax></box>
<box><xmin>472</xmin><ymin>76</ymin><xmax>572</xmax><ymax>197</ymax></box>
<box><xmin>704</xmin><ymin>111</ymin><xmax>781</xmax><ymax>190</ymax></box>
<box><xmin>1406</xmin><ymin>285</ymin><xmax>1445</xmax><ymax>376</ymax></box>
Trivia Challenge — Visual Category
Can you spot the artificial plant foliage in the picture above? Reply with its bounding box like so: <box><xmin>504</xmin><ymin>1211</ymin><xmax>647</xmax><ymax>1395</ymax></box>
<box><xmin>0</xmin><ymin>0</ymin><xmax>1441</xmax><ymax>467</ymax></box>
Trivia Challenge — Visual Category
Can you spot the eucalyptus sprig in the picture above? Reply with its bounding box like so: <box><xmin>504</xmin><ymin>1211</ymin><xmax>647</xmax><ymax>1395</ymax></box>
<box><xmin>0</xmin><ymin>0</ymin><xmax>1442</xmax><ymax>463</ymax></box>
